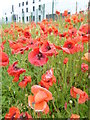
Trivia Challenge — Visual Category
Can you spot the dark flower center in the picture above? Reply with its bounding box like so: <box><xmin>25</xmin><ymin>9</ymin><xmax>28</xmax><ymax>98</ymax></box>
<box><xmin>13</xmin><ymin>66</ymin><xmax>20</xmax><ymax>70</ymax></box>
<box><xmin>47</xmin><ymin>45</ymin><xmax>51</xmax><ymax>50</ymax></box>
<box><xmin>20</xmin><ymin>113</ymin><xmax>28</xmax><ymax>120</ymax></box>
<box><xmin>37</xmin><ymin>52</ymin><xmax>43</xmax><ymax>60</ymax></box>
<box><xmin>20</xmin><ymin>48</ymin><xmax>23</xmax><ymax>51</ymax></box>
<box><xmin>67</xmin><ymin>44</ymin><xmax>72</xmax><ymax>49</ymax></box>
<box><xmin>30</xmin><ymin>41</ymin><xmax>33</xmax><ymax>45</ymax></box>
<box><xmin>72</xmin><ymin>31</ymin><xmax>74</xmax><ymax>34</ymax></box>
<box><xmin>61</xmin><ymin>34</ymin><xmax>64</xmax><ymax>37</ymax></box>
<box><xmin>25</xmin><ymin>32</ymin><xmax>29</xmax><ymax>36</ymax></box>
<box><xmin>11</xmin><ymin>112</ymin><xmax>16</xmax><ymax>120</ymax></box>
<box><xmin>82</xmin><ymin>34</ymin><xmax>85</xmax><ymax>36</ymax></box>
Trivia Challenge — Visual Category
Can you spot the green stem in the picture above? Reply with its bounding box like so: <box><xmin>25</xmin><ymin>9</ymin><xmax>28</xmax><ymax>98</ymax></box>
<box><xmin>52</xmin><ymin>101</ymin><xmax>61</xmax><ymax>118</ymax></box>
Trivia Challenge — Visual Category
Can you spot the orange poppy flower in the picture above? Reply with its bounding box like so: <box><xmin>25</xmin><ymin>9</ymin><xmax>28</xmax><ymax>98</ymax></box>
<box><xmin>65</xmin><ymin>17</ymin><xmax>71</xmax><ymax>23</ymax></box>
<box><xmin>19</xmin><ymin>76</ymin><xmax>31</xmax><ymax>88</ymax></box>
<box><xmin>82</xmin><ymin>52</ymin><xmax>90</xmax><ymax>62</ymax></box>
<box><xmin>71</xmin><ymin>14</ymin><xmax>78</xmax><ymax>21</ymax></box>
<box><xmin>5</xmin><ymin>107</ymin><xmax>20</xmax><ymax>120</ymax></box>
<box><xmin>63</xmin><ymin>10</ymin><xmax>68</xmax><ymax>17</ymax></box>
<box><xmin>28</xmin><ymin>85</ymin><xmax>53</xmax><ymax>114</ymax></box>
<box><xmin>70</xmin><ymin>114</ymin><xmax>80</xmax><ymax>120</ymax></box>
<box><xmin>39</xmin><ymin>68</ymin><xmax>56</xmax><ymax>89</ymax></box>
<box><xmin>0</xmin><ymin>52</ymin><xmax>9</xmax><ymax>67</ymax></box>
<box><xmin>70</xmin><ymin>87</ymin><xmax>88</xmax><ymax>104</ymax></box>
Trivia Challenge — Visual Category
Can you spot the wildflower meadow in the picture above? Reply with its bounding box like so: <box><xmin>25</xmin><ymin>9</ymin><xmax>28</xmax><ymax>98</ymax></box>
<box><xmin>0</xmin><ymin>10</ymin><xmax>89</xmax><ymax>119</ymax></box>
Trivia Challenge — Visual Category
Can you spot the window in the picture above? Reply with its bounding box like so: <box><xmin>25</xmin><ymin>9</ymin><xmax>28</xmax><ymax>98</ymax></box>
<box><xmin>19</xmin><ymin>17</ymin><xmax>21</xmax><ymax>22</ymax></box>
<box><xmin>22</xmin><ymin>2</ymin><xmax>24</xmax><ymax>6</ymax></box>
<box><xmin>33</xmin><ymin>16</ymin><xmax>35</xmax><ymax>21</ymax></box>
<box><xmin>12</xmin><ymin>5</ymin><xmax>14</xmax><ymax>12</ymax></box>
<box><xmin>26</xmin><ymin>16</ymin><xmax>28</xmax><ymax>21</ymax></box>
<box><xmin>22</xmin><ymin>9</ymin><xmax>24</xmax><ymax>13</ymax></box>
<box><xmin>39</xmin><ymin>5</ymin><xmax>41</xmax><ymax>10</ymax></box>
<box><xmin>33</xmin><ymin>6</ymin><xmax>35</xmax><ymax>11</ymax></box>
<box><xmin>39</xmin><ymin>15</ymin><xmax>41</xmax><ymax>21</ymax></box>
<box><xmin>6</xmin><ymin>17</ymin><xmax>8</xmax><ymax>22</ymax></box>
<box><xmin>5</xmin><ymin>13</ymin><xmax>6</xmax><ymax>15</ymax></box>
<box><xmin>26</xmin><ymin>8</ymin><xmax>28</xmax><ymax>12</ymax></box>
<box><xmin>22</xmin><ymin>17</ymin><xmax>24</xmax><ymax>22</ymax></box>
<box><xmin>33</xmin><ymin>0</ymin><xmax>35</xmax><ymax>3</ymax></box>
<box><xmin>26</xmin><ymin>1</ymin><xmax>28</xmax><ymax>5</ymax></box>
<box><xmin>19</xmin><ymin>3</ymin><xmax>21</xmax><ymax>7</ymax></box>
<box><xmin>39</xmin><ymin>0</ymin><xmax>41</xmax><ymax>1</ymax></box>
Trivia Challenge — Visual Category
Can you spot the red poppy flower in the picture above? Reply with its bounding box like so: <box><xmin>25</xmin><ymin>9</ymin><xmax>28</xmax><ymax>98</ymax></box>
<box><xmin>40</xmin><ymin>41</ymin><xmax>58</xmax><ymax>56</ymax></box>
<box><xmin>70</xmin><ymin>87</ymin><xmax>88</xmax><ymax>104</ymax></box>
<box><xmin>12</xmin><ymin>45</ymin><xmax>29</xmax><ymax>54</ymax></box>
<box><xmin>79</xmin><ymin>24</ymin><xmax>88</xmax><ymax>34</ymax></box>
<box><xmin>0</xmin><ymin>40</ymin><xmax>6</xmax><ymax>51</ymax></box>
<box><xmin>17</xmin><ymin>36</ymin><xmax>29</xmax><ymax>44</ymax></box>
<box><xmin>19</xmin><ymin>76</ymin><xmax>31</xmax><ymax>88</ymax></box>
<box><xmin>28</xmin><ymin>47</ymin><xmax>48</xmax><ymax>66</ymax></box>
<box><xmin>28</xmin><ymin>85</ymin><xmax>53</xmax><ymax>114</ymax></box>
<box><xmin>70</xmin><ymin>114</ymin><xmax>80</xmax><ymax>120</ymax></box>
<box><xmin>56</xmin><ymin>10</ymin><xmax>60</xmax><ymax>15</ymax></box>
<box><xmin>39</xmin><ymin>68</ymin><xmax>56</xmax><ymax>89</ymax></box>
<box><xmin>81</xmin><ymin>63</ymin><xmax>88</xmax><ymax>72</ymax></box>
<box><xmin>8</xmin><ymin>40</ymin><xmax>23</xmax><ymax>50</ymax></box>
<box><xmin>68</xmin><ymin>28</ymin><xmax>77</xmax><ymax>37</ymax></box>
<box><xmin>62</xmin><ymin>40</ymin><xmax>83</xmax><ymax>54</ymax></box>
<box><xmin>0</xmin><ymin>52</ymin><xmax>9</xmax><ymax>67</ymax></box>
<box><xmin>63</xmin><ymin>58</ymin><xmax>68</xmax><ymax>64</ymax></box>
<box><xmin>18</xmin><ymin>112</ymin><xmax>32</xmax><ymax>120</ymax></box>
<box><xmin>53</xmin><ymin>44</ymin><xmax>62</xmax><ymax>50</ymax></box>
<box><xmin>7</xmin><ymin>61</ymin><xmax>26</xmax><ymax>82</ymax></box>
<box><xmin>59</xmin><ymin>32</ymin><xmax>67</xmax><ymax>38</ymax></box>
<box><xmin>24</xmin><ymin>31</ymin><xmax>31</xmax><ymax>38</ymax></box>
<box><xmin>81</xmin><ymin>35</ymin><xmax>88</xmax><ymax>43</ymax></box>
<box><xmin>28</xmin><ymin>39</ymin><xmax>40</xmax><ymax>49</ymax></box>
<box><xmin>5</xmin><ymin>107</ymin><xmax>20</xmax><ymax>120</ymax></box>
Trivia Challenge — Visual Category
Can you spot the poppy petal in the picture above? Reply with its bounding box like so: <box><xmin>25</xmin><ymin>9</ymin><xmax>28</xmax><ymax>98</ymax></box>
<box><xmin>35</xmin><ymin>91</ymin><xmax>47</xmax><ymax>103</ymax></box>
<box><xmin>31</xmin><ymin>85</ymin><xmax>53</xmax><ymax>101</ymax></box>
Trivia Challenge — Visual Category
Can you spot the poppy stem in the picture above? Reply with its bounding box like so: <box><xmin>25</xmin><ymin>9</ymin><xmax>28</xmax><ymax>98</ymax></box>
<box><xmin>52</xmin><ymin>101</ymin><xmax>61</xmax><ymax>118</ymax></box>
<box><xmin>76</xmin><ymin>94</ymin><xmax>79</xmax><ymax>114</ymax></box>
<box><xmin>64</xmin><ymin>65</ymin><xmax>67</xmax><ymax>91</ymax></box>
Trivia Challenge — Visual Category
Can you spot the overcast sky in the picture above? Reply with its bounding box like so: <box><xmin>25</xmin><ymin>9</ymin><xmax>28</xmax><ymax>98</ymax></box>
<box><xmin>0</xmin><ymin>0</ymin><xmax>89</xmax><ymax>19</ymax></box>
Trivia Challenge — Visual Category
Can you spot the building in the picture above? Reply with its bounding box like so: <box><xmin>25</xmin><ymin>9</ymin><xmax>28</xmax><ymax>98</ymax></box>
<box><xmin>2</xmin><ymin>0</ymin><xmax>88</xmax><ymax>24</ymax></box>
